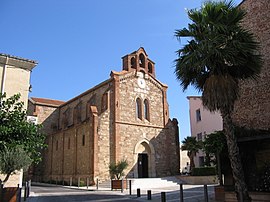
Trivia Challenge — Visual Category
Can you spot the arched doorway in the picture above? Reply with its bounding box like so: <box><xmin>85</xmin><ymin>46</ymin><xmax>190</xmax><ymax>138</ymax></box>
<box><xmin>133</xmin><ymin>139</ymin><xmax>156</xmax><ymax>178</ymax></box>
<box><xmin>138</xmin><ymin>153</ymin><xmax>148</xmax><ymax>178</ymax></box>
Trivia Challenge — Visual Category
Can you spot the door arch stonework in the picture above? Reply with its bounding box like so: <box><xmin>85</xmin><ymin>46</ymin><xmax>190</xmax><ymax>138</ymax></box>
<box><xmin>133</xmin><ymin>139</ymin><xmax>156</xmax><ymax>178</ymax></box>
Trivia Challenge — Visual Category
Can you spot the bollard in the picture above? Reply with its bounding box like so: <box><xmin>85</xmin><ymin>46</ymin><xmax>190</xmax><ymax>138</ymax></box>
<box><xmin>161</xmin><ymin>192</ymin><xmax>166</xmax><ymax>202</ymax></box>
<box><xmin>87</xmin><ymin>177</ymin><xmax>89</xmax><ymax>189</ymax></box>
<box><xmin>180</xmin><ymin>184</ymin><xmax>184</xmax><ymax>202</ymax></box>
<box><xmin>70</xmin><ymin>177</ymin><xmax>72</xmax><ymax>186</ymax></box>
<box><xmin>204</xmin><ymin>185</ymin><xmax>208</xmax><ymax>202</ymax></box>
<box><xmin>121</xmin><ymin>179</ymin><xmax>124</xmax><ymax>193</ymax></box>
<box><xmin>137</xmin><ymin>188</ymin><xmax>141</xmax><ymax>197</ymax></box>
<box><xmin>239</xmin><ymin>192</ymin><xmax>244</xmax><ymax>202</ymax></box>
<box><xmin>147</xmin><ymin>190</ymin><xmax>152</xmax><ymax>200</ymax></box>
<box><xmin>129</xmin><ymin>180</ymin><xmax>132</xmax><ymax>195</ymax></box>
<box><xmin>17</xmin><ymin>184</ymin><xmax>21</xmax><ymax>202</ymax></box>
<box><xmin>24</xmin><ymin>181</ymin><xmax>28</xmax><ymax>201</ymax></box>
<box><xmin>96</xmin><ymin>178</ymin><xmax>99</xmax><ymax>190</ymax></box>
<box><xmin>78</xmin><ymin>177</ymin><xmax>80</xmax><ymax>188</ymax></box>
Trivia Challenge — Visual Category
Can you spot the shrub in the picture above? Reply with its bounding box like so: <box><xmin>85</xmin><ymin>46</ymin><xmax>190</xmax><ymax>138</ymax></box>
<box><xmin>192</xmin><ymin>167</ymin><xmax>216</xmax><ymax>176</ymax></box>
<box><xmin>109</xmin><ymin>159</ymin><xmax>128</xmax><ymax>180</ymax></box>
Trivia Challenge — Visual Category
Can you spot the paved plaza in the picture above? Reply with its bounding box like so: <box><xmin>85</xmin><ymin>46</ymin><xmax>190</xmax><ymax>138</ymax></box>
<box><xmin>23</xmin><ymin>182</ymin><xmax>216</xmax><ymax>202</ymax></box>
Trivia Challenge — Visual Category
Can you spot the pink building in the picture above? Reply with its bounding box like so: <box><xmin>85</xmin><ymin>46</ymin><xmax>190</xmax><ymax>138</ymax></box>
<box><xmin>187</xmin><ymin>96</ymin><xmax>223</xmax><ymax>167</ymax></box>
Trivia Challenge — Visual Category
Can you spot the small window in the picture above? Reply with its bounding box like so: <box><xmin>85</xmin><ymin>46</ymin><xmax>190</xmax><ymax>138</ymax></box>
<box><xmin>82</xmin><ymin>134</ymin><xmax>85</xmax><ymax>146</ymax></box>
<box><xmin>197</xmin><ymin>133</ymin><xmax>202</xmax><ymax>141</ymax></box>
<box><xmin>144</xmin><ymin>99</ymin><xmax>150</xmax><ymax>121</ymax></box>
<box><xmin>56</xmin><ymin>140</ymin><xmax>58</xmax><ymax>151</ymax></box>
<box><xmin>136</xmin><ymin>98</ymin><xmax>142</xmax><ymax>120</ymax></box>
<box><xmin>68</xmin><ymin>138</ymin><xmax>70</xmax><ymax>149</ymax></box>
<box><xmin>196</xmin><ymin>109</ymin><xmax>201</xmax><ymax>122</ymax></box>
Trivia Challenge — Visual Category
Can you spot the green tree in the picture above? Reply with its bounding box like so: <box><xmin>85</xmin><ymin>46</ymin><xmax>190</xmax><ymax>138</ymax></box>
<box><xmin>174</xmin><ymin>1</ymin><xmax>262</xmax><ymax>201</ymax></box>
<box><xmin>181</xmin><ymin>136</ymin><xmax>202</xmax><ymax>173</ymax></box>
<box><xmin>0</xmin><ymin>145</ymin><xmax>32</xmax><ymax>184</ymax></box>
<box><xmin>203</xmin><ymin>131</ymin><xmax>227</xmax><ymax>185</ymax></box>
<box><xmin>0</xmin><ymin>93</ymin><xmax>46</xmax><ymax>182</ymax></box>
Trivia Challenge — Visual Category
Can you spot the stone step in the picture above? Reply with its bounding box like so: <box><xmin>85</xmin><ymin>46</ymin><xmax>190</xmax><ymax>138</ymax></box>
<box><xmin>98</xmin><ymin>176</ymin><xmax>184</xmax><ymax>190</ymax></box>
<box><xmin>130</xmin><ymin>177</ymin><xmax>181</xmax><ymax>189</ymax></box>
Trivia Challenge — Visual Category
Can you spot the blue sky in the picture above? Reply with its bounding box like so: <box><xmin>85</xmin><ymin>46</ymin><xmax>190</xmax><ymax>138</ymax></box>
<box><xmin>0</xmin><ymin>0</ymin><xmax>241</xmax><ymax>141</ymax></box>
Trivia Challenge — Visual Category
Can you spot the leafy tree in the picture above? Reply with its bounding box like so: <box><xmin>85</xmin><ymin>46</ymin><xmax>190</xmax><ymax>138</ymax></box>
<box><xmin>0</xmin><ymin>145</ymin><xmax>32</xmax><ymax>184</ymax></box>
<box><xmin>181</xmin><ymin>136</ymin><xmax>202</xmax><ymax>173</ymax></box>
<box><xmin>109</xmin><ymin>159</ymin><xmax>128</xmax><ymax>180</ymax></box>
<box><xmin>203</xmin><ymin>131</ymin><xmax>227</xmax><ymax>185</ymax></box>
<box><xmin>0</xmin><ymin>93</ymin><xmax>46</xmax><ymax>182</ymax></box>
<box><xmin>174</xmin><ymin>1</ymin><xmax>262</xmax><ymax>201</ymax></box>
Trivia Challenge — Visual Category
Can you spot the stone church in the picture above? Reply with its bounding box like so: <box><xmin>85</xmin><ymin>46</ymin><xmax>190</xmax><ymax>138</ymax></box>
<box><xmin>28</xmin><ymin>48</ymin><xmax>180</xmax><ymax>184</ymax></box>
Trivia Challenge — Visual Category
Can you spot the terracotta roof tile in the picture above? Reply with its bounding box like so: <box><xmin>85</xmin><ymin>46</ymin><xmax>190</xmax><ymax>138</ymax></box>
<box><xmin>31</xmin><ymin>97</ymin><xmax>65</xmax><ymax>106</ymax></box>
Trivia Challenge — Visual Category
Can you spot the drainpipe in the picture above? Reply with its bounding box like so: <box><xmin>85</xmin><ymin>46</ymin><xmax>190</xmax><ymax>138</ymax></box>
<box><xmin>1</xmin><ymin>56</ymin><xmax>9</xmax><ymax>95</ymax></box>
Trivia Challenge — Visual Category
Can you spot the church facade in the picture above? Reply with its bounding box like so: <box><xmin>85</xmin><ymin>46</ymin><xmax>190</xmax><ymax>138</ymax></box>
<box><xmin>28</xmin><ymin>48</ymin><xmax>180</xmax><ymax>184</ymax></box>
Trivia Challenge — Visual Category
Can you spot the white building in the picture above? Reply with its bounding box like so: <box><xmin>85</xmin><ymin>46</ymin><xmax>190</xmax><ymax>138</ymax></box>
<box><xmin>0</xmin><ymin>53</ymin><xmax>37</xmax><ymax>187</ymax></box>
<box><xmin>187</xmin><ymin>96</ymin><xmax>223</xmax><ymax>167</ymax></box>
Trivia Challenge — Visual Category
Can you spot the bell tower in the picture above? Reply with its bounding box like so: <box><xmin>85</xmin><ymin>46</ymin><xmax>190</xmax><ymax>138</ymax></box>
<box><xmin>122</xmin><ymin>47</ymin><xmax>156</xmax><ymax>78</ymax></box>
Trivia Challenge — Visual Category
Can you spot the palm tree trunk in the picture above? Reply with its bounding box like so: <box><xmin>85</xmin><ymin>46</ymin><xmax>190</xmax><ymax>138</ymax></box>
<box><xmin>189</xmin><ymin>153</ymin><xmax>195</xmax><ymax>173</ymax></box>
<box><xmin>221</xmin><ymin>109</ymin><xmax>251</xmax><ymax>202</ymax></box>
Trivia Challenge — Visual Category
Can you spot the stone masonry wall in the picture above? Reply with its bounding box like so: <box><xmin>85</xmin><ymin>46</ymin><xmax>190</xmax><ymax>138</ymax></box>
<box><xmin>232</xmin><ymin>0</ymin><xmax>270</xmax><ymax>130</ymax></box>
<box><xmin>117</xmin><ymin>72</ymin><xmax>179</xmax><ymax>177</ymax></box>
<box><xmin>44</xmin><ymin>80</ymin><xmax>113</xmax><ymax>184</ymax></box>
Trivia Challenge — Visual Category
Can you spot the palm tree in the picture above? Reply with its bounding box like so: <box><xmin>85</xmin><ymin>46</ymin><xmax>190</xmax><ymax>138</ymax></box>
<box><xmin>174</xmin><ymin>1</ymin><xmax>262</xmax><ymax>201</ymax></box>
<box><xmin>181</xmin><ymin>136</ymin><xmax>202</xmax><ymax>173</ymax></box>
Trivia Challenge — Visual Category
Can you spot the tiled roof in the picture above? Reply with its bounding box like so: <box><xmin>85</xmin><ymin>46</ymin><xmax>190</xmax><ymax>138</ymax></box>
<box><xmin>31</xmin><ymin>97</ymin><xmax>65</xmax><ymax>106</ymax></box>
<box><xmin>0</xmin><ymin>53</ymin><xmax>37</xmax><ymax>64</ymax></box>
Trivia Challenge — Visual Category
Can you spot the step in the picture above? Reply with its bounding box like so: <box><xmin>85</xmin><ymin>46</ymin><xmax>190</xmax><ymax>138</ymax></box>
<box><xmin>98</xmin><ymin>177</ymin><xmax>184</xmax><ymax>190</ymax></box>
<box><xmin>130</xmin><ymin>177</ymin><xmax>182</xmax><ymax>189</ymax></box>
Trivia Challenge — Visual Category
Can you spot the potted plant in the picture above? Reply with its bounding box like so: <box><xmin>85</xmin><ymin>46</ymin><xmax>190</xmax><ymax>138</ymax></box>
<box><xmin>109</xmin><ymin>159</ymin><xmax>128</xmax><ymax>190</ymax></box>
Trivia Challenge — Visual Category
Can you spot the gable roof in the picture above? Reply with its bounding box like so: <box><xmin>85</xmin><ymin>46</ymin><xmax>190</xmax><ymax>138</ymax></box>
<box><xmin>30</xmin><ymin>97</ymin><xmax>65</xmax><ymax>107</ymax></box>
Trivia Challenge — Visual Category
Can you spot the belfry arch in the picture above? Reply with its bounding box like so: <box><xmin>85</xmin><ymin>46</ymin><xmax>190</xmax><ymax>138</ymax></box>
<box><xmin>133</xmin><ymin>139</ymin><xmax>156</xmax><ymax>178</ymax></box>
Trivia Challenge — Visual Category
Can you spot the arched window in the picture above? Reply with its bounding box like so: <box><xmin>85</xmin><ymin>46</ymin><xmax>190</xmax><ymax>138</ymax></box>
<box><xmin>82</xmin><ymin>134</ymin><xmax>85</xmax><ymax>146</ymax></box>
<box><xmin>148</xmin><ymin>63</ymin><xmax>153</xmax><ymax>73</ymax></box>
<box><xmin>56</xmin><ymin>140</ymin><xmax>58</xmax><ymax>151</ymax></box>
<box><xmin>68</xmin><ymin>138</ymin><xmax>70</xmax><ymax>149</ymax></box>
<box><xmin>144</xmin><ymin>99</ymin><xmax>150</xmax><ymax>121</ymax></box>
<box><xmin>139</xmin><ymin>54</ymin><xmax>145</xmax><ymax>68</ymax></box>
<box><xmin>136</xmin><ymin>98</ymin><xmax>142</xmax><ymax>120</ymax></box>
<box><xmin>131</xmin><ymin>57</ymin><xmax>136</xmax><ymax>68</ymax></box>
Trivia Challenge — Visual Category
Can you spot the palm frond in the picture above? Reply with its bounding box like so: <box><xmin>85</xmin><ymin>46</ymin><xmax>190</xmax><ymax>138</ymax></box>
<box><xmin>174</xmin><ymin>0</ymin><xmax>262</xmax><ymax>111</ymax></box>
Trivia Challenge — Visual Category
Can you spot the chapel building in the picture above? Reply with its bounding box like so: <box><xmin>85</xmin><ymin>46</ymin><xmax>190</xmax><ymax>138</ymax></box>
<box><xmin>28</xmin><ymin>48</ymin><xmax>180</xmax><ymax>184</ymax></box>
